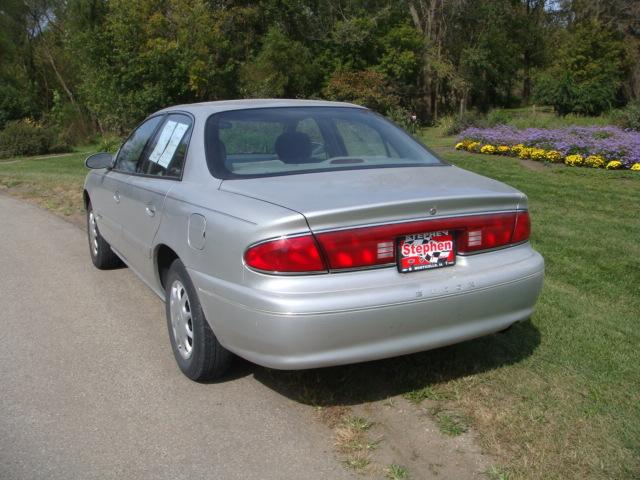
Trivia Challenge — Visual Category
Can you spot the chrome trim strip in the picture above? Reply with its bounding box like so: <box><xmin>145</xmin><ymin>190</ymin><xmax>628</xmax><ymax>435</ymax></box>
<box><xmin>328</xmin><ymin>262</ymin><xmax>396</xmax><ymax>274</ymax></box>
<box><xmin>246</xmin><ymin>267</ymin><xmax>328</xmax><ymax>276</ymax></box>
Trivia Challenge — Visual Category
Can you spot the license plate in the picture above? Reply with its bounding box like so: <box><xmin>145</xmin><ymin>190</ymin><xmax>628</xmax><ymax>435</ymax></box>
<box><xmin>397</xmin><ymin>231</ymin><xmax>456</xmax><ymax>273</ymax></box>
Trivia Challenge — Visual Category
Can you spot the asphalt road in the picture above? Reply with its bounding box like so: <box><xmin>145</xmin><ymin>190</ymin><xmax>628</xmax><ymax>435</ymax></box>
<box><xmin>0</xmin><ymin>194</ymin><xmax>351</xmax><ymax>480</ymax></box>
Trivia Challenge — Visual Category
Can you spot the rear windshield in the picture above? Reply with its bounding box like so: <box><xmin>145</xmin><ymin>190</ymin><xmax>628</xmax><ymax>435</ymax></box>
<box><xmin>204</xmin><ymin>107</ymin><xmax>443</xmax><ymax>179</ymax></box>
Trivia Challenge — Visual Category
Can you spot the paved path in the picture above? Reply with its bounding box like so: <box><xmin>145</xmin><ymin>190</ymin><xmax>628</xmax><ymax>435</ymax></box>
<box><xmin>0</xmin><ymin>194</ymin><xmax>351</xmax><ymax>480</ymax></box>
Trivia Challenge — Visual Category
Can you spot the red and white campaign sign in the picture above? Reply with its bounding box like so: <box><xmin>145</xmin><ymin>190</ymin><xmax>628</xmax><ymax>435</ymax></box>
<box><xmin>398</xmin><ymin>231</ymin><xmax>455</xmax><ymax>273</ymax></box>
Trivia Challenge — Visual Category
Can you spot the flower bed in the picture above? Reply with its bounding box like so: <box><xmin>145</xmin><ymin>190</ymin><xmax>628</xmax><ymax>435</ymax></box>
<box><xmin>456</xmin><ymin>125</ymin><xmax>640</xmax><ymax>171</ymax></box>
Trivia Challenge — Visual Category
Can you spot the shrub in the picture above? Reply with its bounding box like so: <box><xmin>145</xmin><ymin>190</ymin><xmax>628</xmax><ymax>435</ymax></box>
<box><xmin>585</xmin><ymin>155</ymin><xmax>605</xmax><ymax>168</ymax></box>
<box><xmin>530</xmin><ymin>148</ymin><xmax>547</xmax><ymax>161</ymax></box>
<box><xmin>466</xmin><ymin>141</ymin><xmax>481</xmax><ymax>152</ymax></box>
<box><xmin>486</xmin><ymin>109</ymin><xmax>511</xmax><ymax>126</ymax></box>
<box><xmin>0</xmin><ymin>120</ymin><xmax>54</xmax><ymax>158</ymax></box>
<box><xmin>565</xmin><ymin>154</ymin><xmax>584</xmax><ymax>166</ymax></box>
<box><xmin>480</xmin><ymin>144</ymin><xmax>496</xmax><ymax>154</ymax></box>
<box><xmin>0</xmin><ymin>83</ymin><xmax>36</xmax><ymax>130</ymax></box>
<box><xmin>546</xmin><ymin>150</ymin><xmax>563</xmax><ymax>163</ymax></box>
<box><xmin>611</xmin><ymin>101</ymin><xmax>640</xmax><ymax>131</ymax></box>
<box><xmin>386</xmin><ymin>107</ymin><xmax>419</xmax><ymax>134</ymax></box>
<box><xmin>606</xmin><ymin>160</ymin><xmax>623</xmax><ymax>170</ymax></box>
<box><xmin>440</xmin><ymin>111</ymin><xmax>486</xmax><ymax>136</ymax></box>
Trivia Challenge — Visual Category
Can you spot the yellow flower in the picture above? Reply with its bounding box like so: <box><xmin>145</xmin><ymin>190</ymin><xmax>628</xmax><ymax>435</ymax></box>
<box><xmin>565</xmin><ymin>154</ymin><xmax>584</xmax><ymax>167</ymax></box>
<box><xmin>606</xmin><ymin>160</ymin><xmax>623</xmax><ymax>170</ymax></box>
<box><xmin>518</xmin><ymin>147</ymin><xmax>533</xmax><ymax>159</ymax></box>
<box><xmin>530</xmin><ymin>148</ymin><xmax>547</xmax><ymax>161</ymax></box>
<box><xmin>480</xmin><ymin>144</ymin><xmax>496</xmax><ymax>154</ymax></box>
<box><xmin>511</xmin><ymin>144</ymin><xmax>525</xmax><ymax>155</ymax></box>
<box><xmin>455</xmin><ymin>142</ymin><xmax>465</xmax><ymax>150</ymax></box>
<box><xmin>545</xmin><ymin>150</ymin><xmax>563</xmax><ymax>163</ymax></box>
<box><xmin>497</xmin><ymin>145</ymin><xmax>510</xmax><ymax>154</ymax></box>
<box><xmin>585</xmin><ymin>155</ymin><xmax>605</xmax><ymax>168</ymax></box>
<box><xmin>631</xmin><ymin>163</ymin><xmax>640</xmax><ymax>171</ymax></box>
<box><xmin>467</xmin><ymin>141</ymin><xmax>480</xmax><ymax>152</ymax></box>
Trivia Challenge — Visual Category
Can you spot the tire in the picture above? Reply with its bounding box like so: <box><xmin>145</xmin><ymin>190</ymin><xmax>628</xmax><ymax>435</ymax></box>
<box><xmin>86</xmin><ymin>202</ymin><xmax>123</xmax><ymax>270</ymax></box>
<box><xmin>165</xmin><ymin>259</ymin><xmax>232</xmax><ymax>381</ymax></box>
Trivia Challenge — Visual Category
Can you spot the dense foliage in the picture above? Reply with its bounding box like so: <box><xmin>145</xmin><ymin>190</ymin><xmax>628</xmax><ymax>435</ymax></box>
<box><xmin>0</xmin><ymin>120</ymin><xmax>55</xmax><ymax>157</ymax></box>
<box><xmin>0</xmin><ymin>0</ymin><xmax>638</xmax><ymax>147</ymax></box>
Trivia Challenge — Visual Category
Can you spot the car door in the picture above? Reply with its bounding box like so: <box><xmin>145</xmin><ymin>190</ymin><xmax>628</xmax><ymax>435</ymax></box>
<box><xmin>96</xmin><ymin>115</ymin><xmax>164</xmax><ymax>254</ymax></box>
<box><xmin>117</xmin><ymin>113</ymin><xmax>193</xmax><ymax>283</ymax></box>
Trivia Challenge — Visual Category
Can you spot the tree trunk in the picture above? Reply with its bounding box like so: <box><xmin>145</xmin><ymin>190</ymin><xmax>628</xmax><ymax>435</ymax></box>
<box><xmin>523</xmin><ymin>50</ymin><xmax>531</xmax><ymax>103</ymax></box>
<box><xmin>43</xmin><ymin>48</ymin><xmax>87</xmax><ymax>133</ymax></box>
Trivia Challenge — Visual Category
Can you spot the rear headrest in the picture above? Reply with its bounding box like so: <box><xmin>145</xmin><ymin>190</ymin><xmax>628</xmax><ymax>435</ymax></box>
<box><xmin>274</xmin><ymin>131</ymin><xmax>312</xmax><ymax>164</ymax></box>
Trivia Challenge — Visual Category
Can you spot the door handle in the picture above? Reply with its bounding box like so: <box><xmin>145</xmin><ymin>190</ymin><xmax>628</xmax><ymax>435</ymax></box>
<box><xmin>113</xmin><ymin>191</ymin><xmax>120</xmax><ymax>203</ymax></box>
<box><xmin>145</xmin><ymin>204</ymin><xmax>156</xmax><ymax>217</ymax></box>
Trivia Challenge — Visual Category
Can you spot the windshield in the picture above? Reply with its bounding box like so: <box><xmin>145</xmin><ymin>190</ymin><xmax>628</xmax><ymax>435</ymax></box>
<box><xmin>204</xmin><ymin>107</ymin><xmax>443</xmax><ymax>179</ymax></box>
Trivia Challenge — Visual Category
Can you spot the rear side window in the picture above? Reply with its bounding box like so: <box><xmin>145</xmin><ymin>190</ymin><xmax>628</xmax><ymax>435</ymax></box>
<box><xmin>205</xmin><ymin>107</ymin><xmax>441</xmax><ymax>179</ymax></box>
<box><xmin>138</xmin><ymin>114</ymin><xmax>192</xmax><ymax>178</ymax></box>
<box><xmin>114</xmin><ymin>116</ymin><xmax>163</xmax><ymax>173</ymax></box>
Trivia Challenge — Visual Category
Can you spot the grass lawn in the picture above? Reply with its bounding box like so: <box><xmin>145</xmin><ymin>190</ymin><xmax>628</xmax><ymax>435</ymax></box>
<box><xmin>1</xmin><ymin>132</ymin><xmax>639</xmax><ymax>479</ymax></box>
<box><xmin>0</xmin><ymin>150</ymin><xmax>89</xmax><ymax>218</ymax></box>
<box><xmin>264</xmin><ymin>130</ymin><xmax>640</xmax><ymax>479</ymax></box>
<box><xmin>416</xmin><ymin>129</ymin><xmax>640</xmax><ymax>478</ymax></box>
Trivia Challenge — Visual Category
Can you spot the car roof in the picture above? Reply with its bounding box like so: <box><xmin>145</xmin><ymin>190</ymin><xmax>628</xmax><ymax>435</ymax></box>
<box><xmin>156</xmin><ymin>99</ymin><xmax>367</xmax><ymax>116</ymax></box>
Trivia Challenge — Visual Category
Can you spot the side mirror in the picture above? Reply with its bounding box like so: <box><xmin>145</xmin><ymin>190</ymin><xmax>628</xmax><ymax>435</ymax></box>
<box><xmin>85</xmin><ymin>152</ymin><xmax>114</xmax><ymax>170</ymax></box>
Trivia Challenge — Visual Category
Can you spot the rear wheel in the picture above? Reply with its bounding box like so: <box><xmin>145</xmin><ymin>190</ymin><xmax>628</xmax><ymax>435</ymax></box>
<box><xmin>165</xmin><ymin>259</ymin><xmax>232</xmax><ymax>381</ymax></box>
<box><xmin>86</xmin><ymin>202</ymin><xmax>122</xmax><ymax>269</ymax></box>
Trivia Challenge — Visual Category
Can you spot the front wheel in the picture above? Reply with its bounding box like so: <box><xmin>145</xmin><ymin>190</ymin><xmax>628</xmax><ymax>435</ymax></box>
<box><xmin>165</xmin><ymin>259</ymin><xmax>232</xmax><ymax>381</ymax></box>
<box><xmin>86</xmin><ymin>203</ymin><xmax>122</xmax><ymax>270</ymax></box>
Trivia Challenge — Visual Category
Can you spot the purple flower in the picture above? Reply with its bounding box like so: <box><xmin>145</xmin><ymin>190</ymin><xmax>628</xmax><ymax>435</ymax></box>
<box><xmin>459</xmin><ymin>125</ymin><xmax>640</xmax><ymax>168</ymax></box>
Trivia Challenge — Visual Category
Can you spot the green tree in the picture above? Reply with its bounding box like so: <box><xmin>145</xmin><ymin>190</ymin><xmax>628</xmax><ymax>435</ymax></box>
<box><xmin>240</xmin><ymin>26</ymin><xmax>317</xmax><ymax>98</ymax></box>
<box><xmin>323</xmin><ymin>69</ymin><xmax>399</xmax><ymax>113</ymax></box>
<box><xmin>534</xmin><ymin>20</ymin><xmax>628</xmax><ymax>115</ymax></box>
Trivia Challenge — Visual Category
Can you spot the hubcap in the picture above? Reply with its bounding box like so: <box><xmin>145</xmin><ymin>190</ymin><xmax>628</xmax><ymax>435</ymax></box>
<box><xmin>89</xmin><ymin>211</ymin><xmax>99</xmax><ymax>256</ymax></box>
<box><xmin>169</xmin><ymin>280</ymin><xmax>194</xmax><ymax>360</ymax></box>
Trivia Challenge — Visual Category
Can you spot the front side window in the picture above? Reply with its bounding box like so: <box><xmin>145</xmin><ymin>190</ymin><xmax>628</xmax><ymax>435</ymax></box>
<box><xmin>138</xmin><ymin>114</ymin><xmax>192</xmax><ymax>178</ymax></box>
<box><xmin>114</xmin><ymin>116</ymin><xmax>163</xmax><ymax>173</ymax></box>
<box><xmin>205</xmin><ymin>107</ymin><xmax>441</xmax><ymax>179</ymax></box>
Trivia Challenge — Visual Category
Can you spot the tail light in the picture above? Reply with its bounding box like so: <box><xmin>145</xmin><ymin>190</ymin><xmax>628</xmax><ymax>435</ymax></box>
<box><xmin>512</xmin><ymin>210</ymin><xmax>531</xmax><ymax>243</ymax></box>
<box><xmin>245</xmin><ymin>211</ymin><xmax>531</xmax><ymax>274</ymax></box>
<box><xmin>244</xmin><ymin>235</ymin><xmax>327</xmax><ymax>273</ymax></box>
<box><xmin>457</xmin><ymin>211</ymin><xmax>530</xmax><ymax>253</ymax></box>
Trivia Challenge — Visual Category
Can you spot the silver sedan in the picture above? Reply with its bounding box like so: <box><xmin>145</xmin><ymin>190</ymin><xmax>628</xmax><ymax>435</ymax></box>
<box><xmin>84</xmin><ymin>99</ymin><xmax>544</xmax><ymax>381</ymax></box>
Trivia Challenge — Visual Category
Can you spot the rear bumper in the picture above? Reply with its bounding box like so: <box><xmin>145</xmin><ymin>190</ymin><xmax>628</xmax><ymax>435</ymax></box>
<box><xmin>189</xmin><ymin>243</ymin><xmax>544</xmax><ymax>369</ymax></box>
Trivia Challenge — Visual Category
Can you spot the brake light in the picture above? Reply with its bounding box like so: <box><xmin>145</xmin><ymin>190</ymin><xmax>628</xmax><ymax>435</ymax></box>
<box><xmin>512</xmin><ymin>210</ymin><xmax>531</xmax><ymax>243</ymax></box>
<box><xmin>316</xmin><ymin>212</ymin><xmax>530</xmax><ymax>270</ymax></box>
<box><xmin>244</xmin><ymin>235</ymin><xmax>327</xmax><ymax>273</ymax></box>
<box><xmin>246</xmin><ymin>211</ymin><xmax>531</xmax><ymax>274</ymax></box>
<box><xmin>456</xmin><ymin>213</ymin><xmax>516</xmax><ymax>253</ymax></box>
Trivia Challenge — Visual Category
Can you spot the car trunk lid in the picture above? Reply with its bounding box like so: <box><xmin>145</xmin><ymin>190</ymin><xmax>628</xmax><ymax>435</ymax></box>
<box><xmin>220</xmin><ymin>166</ymin><xmax>526</xmax><ymax>231</ymax></box>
